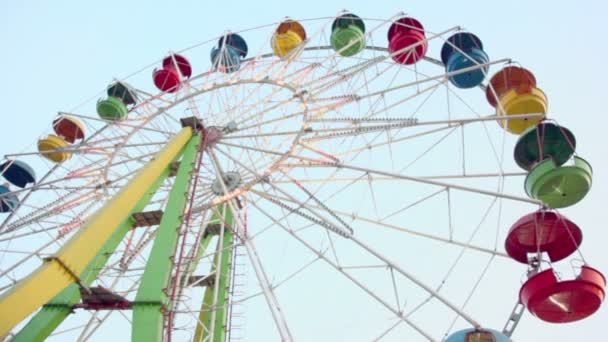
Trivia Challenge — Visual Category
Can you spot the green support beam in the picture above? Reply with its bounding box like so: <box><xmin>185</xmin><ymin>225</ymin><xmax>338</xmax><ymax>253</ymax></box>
<box><xmin>12</xmin><ymin>140</ymin><xmax>184</xmax><ymax>342</ymax></box>
<box><xmin>194</xmin><ymin>205</ymin><xmax>235</xmax><ymax>342</ymax></box>
<box><xmin>131</xmin><ymin>133</ymin><xmax>201</xmax><ymax>342</ymax></box>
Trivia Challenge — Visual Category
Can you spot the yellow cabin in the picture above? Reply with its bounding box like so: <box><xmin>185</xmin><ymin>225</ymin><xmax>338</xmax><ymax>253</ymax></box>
<box><xmin>497</xmin><ymin>87</ymin><xmax>547</xmax><ymax>134</ymax></box>
<box><xmin>38</xmin><ymin>134</ymin><xmax>71</xmax><ymax>163</ymax></box>
<box><xmin>271</xmin><ymin>20</ymin><xmax>306</xmax><ymax>58</ymax></box>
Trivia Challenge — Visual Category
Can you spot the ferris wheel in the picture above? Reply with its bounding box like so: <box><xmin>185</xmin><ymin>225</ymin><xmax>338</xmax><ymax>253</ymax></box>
<box><xmin>0</xmin><ymin>11</ymin><xmax>604</xmax><ymax>342</ymax></box>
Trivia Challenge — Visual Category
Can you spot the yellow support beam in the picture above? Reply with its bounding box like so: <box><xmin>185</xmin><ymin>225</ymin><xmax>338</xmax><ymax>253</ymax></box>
<box><xmin>0</xmin><ymin>127</ymin><xmax>193</xmax><ymax>336</ymax></box>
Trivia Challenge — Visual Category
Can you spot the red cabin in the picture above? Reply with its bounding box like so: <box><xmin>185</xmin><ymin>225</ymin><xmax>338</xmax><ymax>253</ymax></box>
<box><xmin>153</xmin><ymin>54</ymin><xmax>192</xmax><ymax>93</ymax></box>
<box><xmin>505</xmin><ymin>211</ymin><xmax>582</xmax><ymax>264</ymax></box>
<box><xmin>52</xmin><ymin>115</ymin><xmax>85</xmax><ymax>144</ymax></box>
<box><xmin>387</xmin><ymin>17</ymin><xmax>427</xmax><ymax>65</ymax></box>
<box><xmin>520</xmin><ymin>266</ymin><xmax>605</xmax><ymax>323</ymax></box>
<box><xmin>162</xmin><ymin>54</ymin><xmax>192</xmax><ymax>78</ymax></box>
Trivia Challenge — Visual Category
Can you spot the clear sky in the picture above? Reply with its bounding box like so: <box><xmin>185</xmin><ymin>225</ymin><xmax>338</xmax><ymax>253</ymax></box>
<box><xmin>1</xmin><ymin>0</ymin><xmax>607</xmax><ymax>341</ymax></box>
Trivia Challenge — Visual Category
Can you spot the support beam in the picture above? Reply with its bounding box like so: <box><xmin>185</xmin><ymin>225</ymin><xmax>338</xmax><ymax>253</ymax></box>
<box><xmin>12</xmin><ymin>168</ymin><xmax>169</xmax><ymax>342</ymax></box>
<box><xmin>131</xmin><ymin>132</ymin><xmax>201</xmax><ymax>342</ymax></box>
<box><xmin>194</xmin><ymin>205</ymin><xmax>234</xmax><ymax>342</ymax></box>
<box><xmin>206</xmin><ymin>149</ymin><xmax>294</xmax><ymax>341</ymax></box>
<box><xmin>0</xmin><ymin>127</ymin><xmax>193</xmax><ymax>337</ymax></box>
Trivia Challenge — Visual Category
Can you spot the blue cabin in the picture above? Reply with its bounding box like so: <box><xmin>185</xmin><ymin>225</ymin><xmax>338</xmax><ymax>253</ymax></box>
<box><xmin>1</xmin><ymin>160</ymin><xmax>36</xmax><ymax>188</ymax></box>
<box><xmin>446</xmin><ymin>328</ymin><xmax>511</xmax><ymax>342</ymax></box>
<box><xmin>0</xmin><ymin>185</ymin><xmax>19</xmax><ymax>213</ymax></box>
<box><xmin>440</xmin><ymin>32</ymin><xmax>489</xmax><ymax>89</ymax></box>
<box><xmin>211</xmin><ymin>33</ymin><xmax>248</xmax><ymax>73</ymax></box>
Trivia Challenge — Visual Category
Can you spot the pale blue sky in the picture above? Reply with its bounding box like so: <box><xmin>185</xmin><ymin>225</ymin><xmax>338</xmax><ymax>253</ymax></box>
<box><xmin>1</xmin><ymin>0</ymin><xmax>607</xmax><ymax>341</ymax></box>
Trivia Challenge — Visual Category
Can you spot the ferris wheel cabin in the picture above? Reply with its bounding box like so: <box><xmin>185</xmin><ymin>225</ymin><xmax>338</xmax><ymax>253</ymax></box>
<box><xmin>210</xmin><ymin>33</ymin><xmax>248</xmax><ymax>73</ymax></box>
<box><xmin>440</xmin><ymin>32</ymin><xmax>489</xmax><ymax>88</ymax></box>
<box><xmin>520</xmin><ymin>266</ymin><xmax>606</xmax><ymax>323</ymax></box>
<box><xmin>0</xmin><ymin>184</ymin><xmax>19</xmax><ymax>213</ymax></box>
<box><xmin>153</xmin><ymin>54</ymin><xmax>192</xmax><ymax>92</ymax></box>
<box><xmin>387</xmin><ymin>17</ymin><xmax>428</xmax><ymax>65</ymax></box>
<box><xmin>271</xmin><ymin>19</ymin><xmax>307</xmax><ymax>58</ymax></box>
<box><xmin>445</xmin><ymin>328</ymin><xmax>511</xmax><ymax>342</ymax></box>
<box><xmin>331</xmin><ymin>12</ymin><xmax>366</xmax><ymax>57</ymax></box>
<box><xmin>0</xmin><ymin>160</ymin><xmax>36</xmax><ymax>188</ymax></box>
